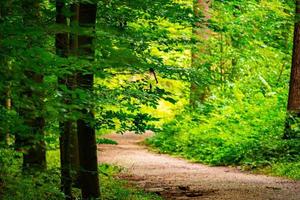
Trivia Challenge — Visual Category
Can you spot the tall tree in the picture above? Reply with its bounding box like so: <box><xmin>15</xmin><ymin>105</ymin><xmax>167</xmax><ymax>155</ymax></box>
<box><xmin>190</xmin><ymin>0</ymin><xmax>211</xmax><ymax>107</ymax></box>
<box><xmin>17</xmin><ymin>0</ymin><xmax>46</xmax><ymax>171</ymax></box>
<box><xmin>285</xmin><ymin>0</ymin><xmax>300</xmax><ymax>139</ymax></box>
<box><xmin>76</xmin><ymin>3</ymin><xmax>100</xmax><ymax>199</ymax></box>
<box><xmin>68</xmin><ymin>6</ymin><xmax>81</xmax><ymax>189</ymax></box>
<box><xmin>56</xmin><ymin>0</ymin><xmax>77</xmax><ymax>198</ymax></box>
<box><xmin>0</xmin><ymin>0</ymin><xmax>11</xmax><ymax>145</ymax></box>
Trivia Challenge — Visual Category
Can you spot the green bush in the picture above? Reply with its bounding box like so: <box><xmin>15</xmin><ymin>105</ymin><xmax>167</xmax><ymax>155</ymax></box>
<box><xmin>269</xmin><ymin>160</ymin><xmax>300</xmax><ymax>179</ymax></box>
<box><xmin>147</xmin><ymin>84</ymin><xmax>300</xmax><ymax>179</ymax></box>
<box><xmin>100</xmin><ymin>164</ymin><xmax>162</xmax><ymax>200</ymax></box>
<box><xmin>96</xmin><ymin>138</ymin><xmax>118</xmax><ymax>145</ymax></box>
<box><xmin>0</xmin><ymin>149</ymin><xmax>63</xmax><ymax>200</ymax></box>
<box><xmin>0</xmin><ymin>150</ymin><xmax>161</xmax><ymax>200</ymax></box>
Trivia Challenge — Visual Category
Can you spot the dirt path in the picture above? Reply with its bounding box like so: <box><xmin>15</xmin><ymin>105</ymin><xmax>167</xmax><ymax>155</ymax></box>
<box><xmin>98</xmin><ymin>132</ymin><xmax>300</xmax><ymax>200</ymax></box>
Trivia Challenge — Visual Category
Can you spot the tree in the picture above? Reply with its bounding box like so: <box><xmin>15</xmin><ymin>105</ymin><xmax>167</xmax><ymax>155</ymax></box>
<box><xmin>76</xmin><ymin>3</ymin><xmax>100</xmax><ymax>199</ymax></box>
<box><xmin>190</xmin><ymin>0</ymin><xmax>211</xmax><ymax>107</ymax></box>
<box><xmin>285</xmin><ymin>0</ymin><xmax>300</xmax><ymax>139</ymax></box>
<box><xmin>0</xmin><ymin>0</ymin><xmax>11</xmax><ymax>146</ymax></box>
<box><xmin>0</xmin><ymin>0</ymin><xmax>194</xmax><ymax>198</ymax></box>
<box><xmin>17</xmin><ymin>0</ymin><xmax>46</xmax><ymax>171</ymax></box>
<box><xmin>56</xmin><ymin>0</ymin><xmax>76</xmax><ymax>198</ymax></box>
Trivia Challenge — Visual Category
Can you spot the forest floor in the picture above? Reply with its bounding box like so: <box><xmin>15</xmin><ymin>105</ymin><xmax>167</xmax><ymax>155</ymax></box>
<box><xmin>98</xmin><ymin>132</ymin><xmax>300</xmax><ymax>200</ymax></box>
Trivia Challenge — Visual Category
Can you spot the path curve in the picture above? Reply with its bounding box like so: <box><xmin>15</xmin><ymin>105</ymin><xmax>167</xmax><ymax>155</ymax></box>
<box><xmin>98</xmin><ymin>132</ymin><xmax>300</xmax><ymax>200</ymax></box>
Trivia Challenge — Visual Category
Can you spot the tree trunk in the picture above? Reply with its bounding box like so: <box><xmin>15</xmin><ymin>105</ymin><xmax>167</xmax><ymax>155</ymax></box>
<box><xmin>67</xmin><ymin>3</ymin><xmax>81</xmax><ymax>189</ymax></box>
<box><xmin>19</xmin><ymin>0</ymin><xmax>46</xmax><ymax>171</ymax></box>
<box><xmin>0</xmin><ymin>0</ymin><xmax>13</xmax><ymax>146</ymax></box>
<box><xmin>56</xmin><ymin>0</ymin><xmax>75</xmax><ymax>198</ymax></box>
<box><xmin>59</xmin><ymin>121</ymin><xmax>72</xmax><ymax>199</ymax></box>
<box><xmin>0</xmin><ymin>70</ymin><xmax>11</xmax><ymax>146</ymax></box>
<box><xmin>190</xmin><ymin>0</ymin><xmax>211</xmax><ymax>107</ymax></box>
<box><xmin>76</xmin><ymin>3</ymin><xmax>100</xmax><ymax>199</ymax></box>
<box><xmin>285</xmin><ymin>0</ymin><xmax>300</xmax><ymax>139</ymax></box>
<box><xmin>0</xmin><ymin>2</ymin><xmax>8</xmax><ymax>145</ymax></box>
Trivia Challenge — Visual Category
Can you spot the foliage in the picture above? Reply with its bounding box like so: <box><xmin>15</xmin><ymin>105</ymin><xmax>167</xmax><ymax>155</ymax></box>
<box><xmin>0</xmin><ymin>0</ymin><xmax>193</xmax><ymax>198</ymax></box>
<box><xmin>0</xmin><ymin>150</ymin><xmax>63</xmax><ymax>200</ymax></box>
<box><xmin>96</xmin><ymin>138</ymin><xmax>118</xmax><ymax>145</ymax></box>
<box><xmin>263</xmin><ymin>160</ymin><xmax>300</xmax><ymax>180</ymax></box>
<box><xmin>0</xmin><ymin>0</ymin><xmax>192</xmax><ymax>143</ymax></box>
<box><xmin>148</xmin><ymin>91</ymin><xmax>300</xmax><ymax>179</ymax></box>
<box><xmin>100</xmin><ymin>164</ymin><xmax>162</xmax><ymax>200</ymax></box>
<box><xmin>1</xmin><ymin>0</ymin><xmax>300</xmax><ymax>198</ymax></box>
<box><xmin>147</xmin><ymin>0</ymin><xmax>300</xmax><ymax>180</ymax></box>
<box><xmin>0</xmin><ymin>150</ymin><xmax>162</xmax><ymax>200</ymax></box>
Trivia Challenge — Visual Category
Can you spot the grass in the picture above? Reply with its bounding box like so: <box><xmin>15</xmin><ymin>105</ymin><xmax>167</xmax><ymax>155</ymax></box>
<box><xmin>257</xmin><ymin>161</ymin><xmax>300</xmax><ymax>180</ymax></box>
<box><xmin>100</xmin><ymin>164</ymin><xmax>162</xmax><ymax>200</ymax></box>
<box><xmin>147</xmin><ymin>133</ymin><xmax>300</xmax><ymax>181</ymax></box>
<box><xmin>0</xmin><ymin>149</ymin><xmax>162</xmax><ymax>200</ymax></box>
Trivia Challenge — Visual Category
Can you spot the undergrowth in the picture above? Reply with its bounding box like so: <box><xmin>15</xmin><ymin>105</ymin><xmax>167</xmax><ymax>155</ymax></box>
<box><xmin>147</xmin><ymin>86</ymin><xmax>300</xmax><ymax>180</ymax></box>
<box><xmin>0</xmin><ymin>150</ymin><xmax>161</xmax><ymax>200</ymax></box>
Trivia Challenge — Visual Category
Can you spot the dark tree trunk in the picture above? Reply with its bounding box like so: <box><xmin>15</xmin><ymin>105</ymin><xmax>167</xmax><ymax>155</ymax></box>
<box><xmin>0</xmin><ymin>1</ymin><xmax>8</xmax><ymax>145</ymax></box>
<box><xmin>19</xmin><ymin>0</ymin><xmax>46</xmax><ymax>171</ymax></box>
<box><xmin>20</xmin><ymin>77</ymin><xmax>46</xmax><ymax>171</ymax></box>
<box><xmin>69</xmin><ymin>123</ymin><xmax>80</xmax><ymax>186</ymax></box>
<box><xmin>68</xmin><ymin>3</ymin><xmax>81</xmax><ymax>189</ymax></box>
<box><xmin>287</xmin><ymin>0</ymin><xmax>300</xmax><ymax>111</ymax></box>
<box><xmin>76</xmin><ymin>3</ymin><xmax>100</xmax><ymax>199</ymax></box>
<box><xmin>56</xmin><ymin>0</ymin><xmax>74</xmax><ymax>198</ymax></box>
<box><xmin>59</xmin><ymin>122</ymin><xmax>72</xmax><ymax>199</ymax></box>
<box><xmin>285</xmin><ymin>0</ymin><xmax>300</xmax><ymax>139</ymax></box>
<box><xmin>0</xmin><ymin>0</ymin><xmax>13</xmax><ymax>146</ymax></box>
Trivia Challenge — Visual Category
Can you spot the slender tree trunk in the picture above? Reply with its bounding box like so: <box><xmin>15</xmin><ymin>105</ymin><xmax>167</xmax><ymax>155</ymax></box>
<box><xmin>285</xmin><ymin>0</ymin><xmax>300</xmax><ymax>139</ymax></box>
<box><xmin>190</xmin><ymin>0</ymin><xmax>211</xmax><ymax>107</ymax></box>
<box><xmin>68</xmin><ymin>5</ymin><xmax>80</xmax><ymax>187</ymax></box>
<box><xmin>59</xmin><ymin>122</ymin><xmax>72</xmax><ymax>199</ymax></box>
<box><xmin>0</xmin><ymin>83</ymin><xmax>8</xmax><ymax>145</ymax></box>
<box><xmin>4</xmin><ymin>87</ymin><xmax>11</xmax><ymax>145</ymax></box>
<box><xmin>19</xmin><ymin>0</ymin><xmax>46</xmax><ymax>171</ymax></box>
<box><xmin>0</xmin><ymin>0</ymin><xmax>11</xmax><ymax>146</ymax></box>
<box><xmin>0</xmin><ymin>4</ymin><xmax>6</xmax><ymax>144</ymax></box>
<box><xmin>56</xmin><ymin>1</ymin><xmax>74</xmax><ymax>198</ymax></box>
<box><xmin>76</xmin><ymin>3</ymin><xmax>100</xmax><ymax>199</ymax></box>
<box><xmin>69</xmin><ymin>123</ymin><xmax>80</xmax><ymax>186</ymax></box>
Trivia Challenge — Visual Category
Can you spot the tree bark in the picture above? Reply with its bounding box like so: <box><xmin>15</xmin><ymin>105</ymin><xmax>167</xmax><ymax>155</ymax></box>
<box><xmin>0</xmin><ymin>1</ymin><xmax>9</xmax><ymax>145</ymax></box>
<box><xmin>68</xmin><ymin>5</ymin><xmax>80</xmax><ymax>187</ymax></box>
<box><xmin>287</xmin><ymin>0</ymin><xmax>300</xmax><ymax>111</ymax></box>
<box><xmin>0</xmin><ymin>89</ymin><xmax>10</xmax><ymax>146</ymax></box>
<box><xmin>285</xmin><ymin>0</ymin><xmax>300</xmax><ymax>139</ymax></box>
<box><xmin>56</xmin><ymin>0</ymin><xmax>75</xmax><ymax>198</ymax></box>
<box><xmin>76</xmin><ymin>3</ymin><xmax>100</xmax><ymax>199</ymax></box>
<box><xmin>19</xmin><ymin>0</ymin><xmax>46</xmax><ymax>171</ymax></box>
<box><xmin>0</xmin><ymin>0</ymin><xmax>13</xmax><ymax>146</ymax></box>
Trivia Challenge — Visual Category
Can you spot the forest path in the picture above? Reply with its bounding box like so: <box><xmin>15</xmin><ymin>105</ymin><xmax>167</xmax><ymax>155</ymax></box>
<box><xmin>98</xmin><ymin>132</ymin><xmax>300</xmax><ymax>200</ymax></box>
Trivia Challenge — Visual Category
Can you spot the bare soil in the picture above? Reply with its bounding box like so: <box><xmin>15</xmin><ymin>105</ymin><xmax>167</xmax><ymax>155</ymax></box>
<box><xmin>98</xmin><ymin>132</ymin><xmax>300</xmax><ymax>200</ymax></box>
